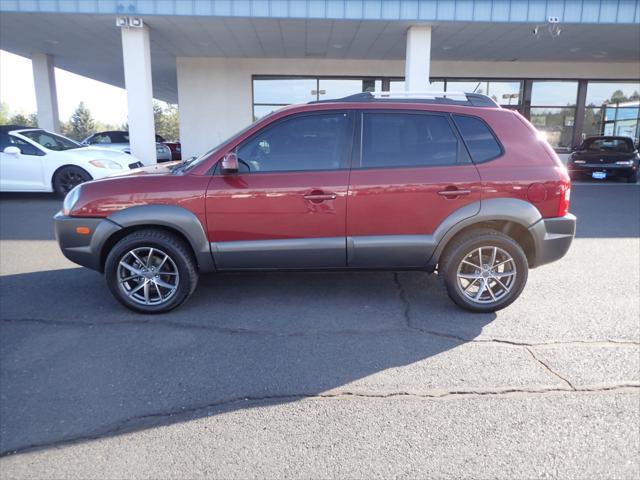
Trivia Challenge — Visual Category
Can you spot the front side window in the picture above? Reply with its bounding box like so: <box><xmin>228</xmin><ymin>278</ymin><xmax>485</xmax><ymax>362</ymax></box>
<box><xmin>19</xmin><ymin>130</ymin><xmax>80</xmax><ymax>151</ymax></box>
<box><xmin>453</xmin><ymin>115</ymin><xmax>502</xmax><ymax>162</ymax></box>
<box><xmin>235</xmin><ymin>113</ymin><xmax>350</xmax><ymax>173</ymax></box>
<box><xmin>7</xmin><ymin>135</ymin><xmax>44</xmax><ymax>156</ymax></box>
<box><xmin>360</xmin><ymin>112</ymin><xmax>463</xmax><ymax>168</ymax></box>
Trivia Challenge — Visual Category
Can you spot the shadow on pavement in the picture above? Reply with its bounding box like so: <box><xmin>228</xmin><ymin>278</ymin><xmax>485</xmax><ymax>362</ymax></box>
<box><xmin>0</xmin><ymin>267</ymin><xmax>494</xmax><ymax>456</ymax></box>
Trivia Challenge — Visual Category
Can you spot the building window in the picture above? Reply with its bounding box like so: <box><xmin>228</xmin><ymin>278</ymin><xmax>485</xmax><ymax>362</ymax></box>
<box><xmin>583</xmin><ymin>82</ymin><xmax>640</xmax><ymax>144</ymax></box>
<box><xmin>447</xmin><ymin>81</ymin><xmax>522</xmax><ymax>109</ymax></box>
<box><xmin>252</xmin><ymin>77</ymin><xmax>381</xmax><ymax>120</ymax></box>
<box><xmin>529</xmin><ymin>81</ymin><xmax>579</xmax><ymax>151</ymax></box>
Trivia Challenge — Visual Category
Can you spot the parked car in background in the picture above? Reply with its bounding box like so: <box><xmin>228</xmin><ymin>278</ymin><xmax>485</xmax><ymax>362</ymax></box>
<box><xmin>568</xmin><ymin>136</ymin><xmax>639</xmax><ymax>183</ymax></box>
<box><xmin>82</xmin><ymin>131</ymin><xmax>172</xmax><ymax>162</ymax></box>
<box><xmin>0</xmin><ymin>125</ymin><xmax>144</xmax><ymax>196</ymax></box>
<box><xmin>55</xmin><ymin>91</ymin><xmax>575</xmax><ymax>314</ymax></box>
<box><xmin>156</xmin><ymin>134</ymin><xmax>181</xmax><ymax>161</ymax></box>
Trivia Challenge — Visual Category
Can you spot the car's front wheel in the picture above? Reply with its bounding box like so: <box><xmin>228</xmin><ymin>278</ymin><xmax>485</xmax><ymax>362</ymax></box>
<box><xmin>105</xmin><ymin>229</ymin><xmax>198</xmax><ymax>313</ymax></box>
<box><xmin>53</xmin><ymin>166</ymin><xmax>92</xmax><ymax>197</ymax></box>
<box><xmin>439</xmin><ymin>229</ymin><xmax>528</xmax><ymax>313</ymax></box>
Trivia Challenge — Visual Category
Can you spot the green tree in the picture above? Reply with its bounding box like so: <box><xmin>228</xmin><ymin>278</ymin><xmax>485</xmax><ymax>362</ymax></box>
<box><xmin>153</xmin><ymin>101</ymin><xmax>180</xmax><ymax>141</ymax></box>
<box><xmin>0</xmin><ymin>102</ymin><xmax>10</xmax><ymax>124</ymax></box>
<box><xmin>8</xmin><ymin>112</ymin><xmax>37</xmax><ymax>127</ymax></box>
<box><xmin>66</xmin><ymin>101</ymin><xmax>96</xmax><ymax>140</ymax></box>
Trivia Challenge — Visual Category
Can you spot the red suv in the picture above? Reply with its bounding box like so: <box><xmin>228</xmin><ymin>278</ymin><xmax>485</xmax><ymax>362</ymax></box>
<box><xmin>54</xmin><ymin>92</ymin><xmax>575</xmax><ymax>314</ymax></box>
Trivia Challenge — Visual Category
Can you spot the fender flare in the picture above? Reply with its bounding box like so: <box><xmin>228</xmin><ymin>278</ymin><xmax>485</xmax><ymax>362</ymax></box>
<box><xmin>426</xmin><ymin>198</ymin><xmax>542</xmax><ymax>268</ymax></box>
<box><xmin>107</xmin><ymin>204</ymin><xmax>215</xmax><ymax>272</ymax></box>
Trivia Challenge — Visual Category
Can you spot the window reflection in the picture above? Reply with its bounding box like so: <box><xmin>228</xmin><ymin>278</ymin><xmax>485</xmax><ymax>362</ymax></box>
<box><xmin>447</xmin><ymin>81</ymin><xmax>521</xmax><ymax>107</ymax></box>
<box><xmin>530</xmin><ymin>107</ymin><xmax>575</xmax><ymax>150</ymax></box>
<box><xmin>531</xmin><ymin>81</ymin><xmax>578</xmax><ymax>107</ymax></box>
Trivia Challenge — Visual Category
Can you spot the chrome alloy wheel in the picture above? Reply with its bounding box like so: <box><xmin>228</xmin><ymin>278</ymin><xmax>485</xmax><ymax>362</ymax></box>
<box><xmin>117</xmin><ymin>247</ymin><xmax>180</xmax><ymax>306</ymax></box>
<box><xmin>456</xmin><ymin>246</ymin><xmax>517</xmax><ymax>305</ymax></box>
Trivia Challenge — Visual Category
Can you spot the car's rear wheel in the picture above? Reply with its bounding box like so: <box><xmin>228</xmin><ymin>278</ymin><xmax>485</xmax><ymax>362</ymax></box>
<box><xmin>439</xmin><ymin>229</ymin><xmax>528</xmax><ymax>313</ymax></box>
<box><xmin>105</xmin><ymin>229</ymin><xmax>198</xmax><ymax>313</ymax></box>
<box><xmin>627</xmin><ymin>170</ymin><xmax>638</xmax><ymax>183</ymax></box>
<box><xmin>53</xmin><ymin>166</ymin><xmax>92</xmax><ymax>197</ymax></box>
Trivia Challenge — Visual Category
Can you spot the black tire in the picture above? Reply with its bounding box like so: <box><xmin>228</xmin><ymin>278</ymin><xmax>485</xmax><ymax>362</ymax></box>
<box><xmin>53</xmin><ymin>166</ymin><xmax>92</xmax><ymax>197</ymax></box>
<box><xmin>439</xmin><ymin>228</ymin><xmax>528</xmax><ymax>313</ymax></box>
<box><xmin>627</xmin><ymin>171</ymin><xmax>638</xmax><ymax>184</ymax></box>
<box><xmin>104</xmin><ymin>229</ymin><xmax>199</xmax><ymax>314</ymax></box>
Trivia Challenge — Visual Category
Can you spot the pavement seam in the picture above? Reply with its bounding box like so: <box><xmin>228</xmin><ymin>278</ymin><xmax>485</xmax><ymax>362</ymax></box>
<box><xmin>1</xmin><ymin>384</ymin><xmax>637</xmax><ymax>458</ymax></box>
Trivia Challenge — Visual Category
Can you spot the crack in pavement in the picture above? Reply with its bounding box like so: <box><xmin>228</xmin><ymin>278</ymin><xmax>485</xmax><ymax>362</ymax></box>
<box><xmin>2</xmin><ymin>384</ymin><xmax>637</xmax><ymax>458</ymax></box>
<box><xmin>525</xmin><ymin>346</ymin><xmax>576</xmax><ymax>390</ymax></box>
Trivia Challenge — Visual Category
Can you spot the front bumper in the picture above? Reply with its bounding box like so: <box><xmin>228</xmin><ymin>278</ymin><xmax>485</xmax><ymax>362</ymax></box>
<box><xmin>54</xmin><ymin>212</ymin><xmax>122</xmax><ymax>272</ymax></box>
<box><xmin>528</xmin><ymin>213</ymin><xmax>577</xmax><ymax>268</ymax></box>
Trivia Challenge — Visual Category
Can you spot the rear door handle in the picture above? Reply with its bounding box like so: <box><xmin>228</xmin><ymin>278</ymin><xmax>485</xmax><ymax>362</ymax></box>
<box><xmin>304</xmin><ymin>192</ymin><xmax>337</xmax><ymax>202</ymax></box>
<box><xmin>437</xmin><ymin>188</ymin><xmax>471</xmax><ymax>198</ymax></box>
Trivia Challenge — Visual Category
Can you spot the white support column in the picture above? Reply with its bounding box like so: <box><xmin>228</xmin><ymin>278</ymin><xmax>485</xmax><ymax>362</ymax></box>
<box><xmin>404</xmin><ymin>26</ymin><xmax>432</xmax><ymax>91</ymax></box>
<box><xmin>120</xmin><ymin>19</ymin><xmax>156</xmax><ymax>164</ymax></box>
<box><xmin>32</xmin><ymin>54</ymin><xmax>60</xmax><ymax>132</ymax></box>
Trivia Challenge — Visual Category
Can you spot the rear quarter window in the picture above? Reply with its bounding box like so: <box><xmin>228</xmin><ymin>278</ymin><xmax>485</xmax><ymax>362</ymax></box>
<box><xmin>452</xmin><ymin>114</ymin><xmax>502</xmax><ymax>163</ymax></box>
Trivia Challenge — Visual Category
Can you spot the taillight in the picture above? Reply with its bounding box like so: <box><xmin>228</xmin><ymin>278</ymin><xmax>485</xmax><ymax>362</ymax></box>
<box><xmin>557</xmin><ymin>182</ymin><xmax>571</xmax><ymax>217</ymax></box>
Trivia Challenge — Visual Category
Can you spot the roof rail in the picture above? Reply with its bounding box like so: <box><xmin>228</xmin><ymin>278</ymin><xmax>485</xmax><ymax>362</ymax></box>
<box><xmin>311</xmin><ymin>91</ymin><xmax>500</xmax><ymax>107</ymax></box>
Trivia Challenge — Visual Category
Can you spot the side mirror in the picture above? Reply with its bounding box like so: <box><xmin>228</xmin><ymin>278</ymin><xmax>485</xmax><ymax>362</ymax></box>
<box><xmin>221</xmin><ymin>152</ymin><xmax>239</xmax><ymax>174</ymax></box>
<box><xmin>3</xmin><ymin>146</ymin><xmax>20</xmax><ymax>155</ymax></box>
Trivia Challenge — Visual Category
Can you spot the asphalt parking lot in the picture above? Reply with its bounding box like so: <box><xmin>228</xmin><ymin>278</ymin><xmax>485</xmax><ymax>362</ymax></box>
<box><xmin>0</xmin><ymin>183</ymin><xmax>638</xmax><ymax>479</ymax></box>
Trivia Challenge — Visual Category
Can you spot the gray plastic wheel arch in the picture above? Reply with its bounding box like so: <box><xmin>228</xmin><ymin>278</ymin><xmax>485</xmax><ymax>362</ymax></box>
<box><xmin>107</xmin><ymin>204</ymin><xmax>216</xmax><ymax>272</ymax></box>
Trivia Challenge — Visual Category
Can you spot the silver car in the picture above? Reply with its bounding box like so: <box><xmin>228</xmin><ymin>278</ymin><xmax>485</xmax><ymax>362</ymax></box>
<box><xmin>82</xmin><ymin>130</ymin><xmax>172</xmax><ymax>162</ymax></box>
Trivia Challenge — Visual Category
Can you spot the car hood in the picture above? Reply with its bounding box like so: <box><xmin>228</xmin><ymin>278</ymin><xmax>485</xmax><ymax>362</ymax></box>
<box><xmin>59</xmin><ymin>146</ymin><xmax>137</xmax><ymax>161</ymax></box>
<box><xmin>106</xmin><ymin>161</ymin><xmax>183</xmax><ymax>178</ymax></box>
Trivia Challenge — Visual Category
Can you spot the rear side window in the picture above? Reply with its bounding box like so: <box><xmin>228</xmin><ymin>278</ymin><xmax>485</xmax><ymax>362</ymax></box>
<box><xmin>452</xmin><ymin>115</ymin><xmax>502</xmax><ymax>162</ymax></box>
<box><xmin>360</xmin><ymin>112</ymin><xmax>465</xmax><ymax>168</ymax></box>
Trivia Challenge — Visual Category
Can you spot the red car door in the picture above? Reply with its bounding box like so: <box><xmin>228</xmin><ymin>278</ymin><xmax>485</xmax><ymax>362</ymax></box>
<box><xmin>205</xmin><ymin>111</ymin><xmax>354</xmax><ymax>269</ymax></box>
<box><xmin>346</xmin><ymin>110</ymin><xmax>482</xmax><ymax>267</ymax></box>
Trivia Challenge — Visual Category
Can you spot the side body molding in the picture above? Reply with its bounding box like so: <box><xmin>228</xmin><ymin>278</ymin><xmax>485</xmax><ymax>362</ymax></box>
<box><xmin>108</xmin><ymin>205</ymin><xmax>215</xmax><ymax>272</ymax></box>
<box><xmin>426</xmin><ymin>197</ymin><xmax>543</xmax><ymax>269</ymax></box>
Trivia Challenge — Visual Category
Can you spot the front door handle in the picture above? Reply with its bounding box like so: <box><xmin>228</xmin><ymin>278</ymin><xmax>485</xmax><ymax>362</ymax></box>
<box><xmin>304</xmin><ymin>192</ymin><xmax>337</xmax><ymax>202</ymax></box>
<box><xmin>437</xmin><ymin>188</ymin><xmax>471</xmax><ymax>198</ymax></box>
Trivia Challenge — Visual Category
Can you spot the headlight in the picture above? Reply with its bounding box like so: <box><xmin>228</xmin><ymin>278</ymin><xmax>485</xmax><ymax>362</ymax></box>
<box><xmin>89</xmin><ymin>159</ymin><xmax>123</xmax><ymax>169</ymax></box>
<box><xmin>62</xmin><ymin>184</ymin><xmax>82</xmax><ymax>215</ymax></box>
<box><xmin>615</xmin><ymin>160</ymin><xmax>634</xmax><ymax>166</ymax></box>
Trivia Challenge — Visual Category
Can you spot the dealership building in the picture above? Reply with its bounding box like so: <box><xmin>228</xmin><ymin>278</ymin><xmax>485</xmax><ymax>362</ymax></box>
<box><xmin>0</xmin><ymin>0</ymin><xmax>639</xmax><ymax>162</ymax></box>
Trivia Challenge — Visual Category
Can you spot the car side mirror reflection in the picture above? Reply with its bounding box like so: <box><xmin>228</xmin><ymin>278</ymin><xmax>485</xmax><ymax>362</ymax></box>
<box><xmin>3</xmin><ymin>146</ymin><xmax>21</xmax><ymax>155</ymax></box>
<box><xmin>221</xmin><ymin>152</ymin><xmax>239</xmax><ymax>174</ymax></box>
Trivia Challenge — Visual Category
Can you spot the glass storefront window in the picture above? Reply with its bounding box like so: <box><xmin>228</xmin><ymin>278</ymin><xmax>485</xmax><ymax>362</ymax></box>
<box><xmin>530</xmin><ymin>107</ymin><xmax>575</xmax><ymax>150</ymax></box>
<box><xmin>389</xmin><ymin>80</ymin><xmax>445</xmax><ymax>91</ymax></box>
<box><xmin>318</xmin><ymin>79</ymin><xmax>381</xmax><ymax>99</ymax></box>
<box><xmin>586</xmin><ymin>82</ymin><xmax>640</xmax><ymax>106</ymax></box>
<box><xmin>447</xmin><ymin>81</ymin><xmax>522</xmax><ymax>107</ymax></box>
<box><xmin>253</xmin><ymin>78</ymin><xmax>317</xmax><ymax>105</ymax></box>
<box><xmin>531</xmin><ymin>81</ymin><xmax>579</xmax><ymax>107</ymax></box>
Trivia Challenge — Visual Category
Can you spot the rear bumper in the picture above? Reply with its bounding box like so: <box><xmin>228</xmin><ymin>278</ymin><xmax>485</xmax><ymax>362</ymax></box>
<box><xmin>528</xmin><ymin>213</ymin><xmax>577</xmax><ymax>268</ymax></box>
<box><xmin>54</xmin><ymin>212</ymin><xmax>121</xmax><ymax>272</ymax></box>
<box><xmin>569</xmin><ymin>164</ymin><xmax>637</xmax><ymax>178</ymax></box>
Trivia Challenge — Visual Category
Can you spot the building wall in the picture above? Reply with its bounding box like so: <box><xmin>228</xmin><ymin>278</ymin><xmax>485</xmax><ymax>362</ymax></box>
<box><xmin>177</xmin><ymin>57</ymin><xmax>640</xmax><ymax>159</ymax></box>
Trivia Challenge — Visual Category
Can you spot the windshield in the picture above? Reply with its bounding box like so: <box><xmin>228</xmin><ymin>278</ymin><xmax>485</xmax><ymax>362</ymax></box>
<box><xmin>179</xmin><ymin>113</ymin><xmax>276</xmax><ymax>173</ymax></box>
<box><xmin>19</xmin><ymin>130</ymin><xmax>81</xmax><ymax>151</ymax></box>
<box><xmin>582</xmin><ymin>137</ymin><xmax>634</xmax><ymax>153</ymax></box>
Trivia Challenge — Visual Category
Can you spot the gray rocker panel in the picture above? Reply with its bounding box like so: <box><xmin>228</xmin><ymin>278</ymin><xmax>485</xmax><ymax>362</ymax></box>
<box><xmin>211</xmin><ymin>237</ymin><xmax>345</xmax><ymax>269</ymax></box>
<box><xmin>108</xmin><ymin>204</ymin><xmax>216</xmax><ymax>272</ymax></box>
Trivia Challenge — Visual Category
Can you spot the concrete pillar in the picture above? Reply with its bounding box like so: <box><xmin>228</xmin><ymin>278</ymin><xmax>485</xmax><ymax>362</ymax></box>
<box><xmin>404</xmin><ymin>26</ymin><xmax>432</xmax><ymax>91</ymax></box>
<box><xmin>32</xmin><ymin>54</ymin><xmax>60</xmax><ymax>132</ymax></box>
<box><xmin>120</xmin><ymin>20</ymin><xmax>156</xmax><ymax>164</ymax></box>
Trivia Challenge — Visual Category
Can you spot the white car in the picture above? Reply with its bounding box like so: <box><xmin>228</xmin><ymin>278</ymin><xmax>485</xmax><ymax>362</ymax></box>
<box><xmin>0</xmin><ymin>125</ymin><xmax>146</xmax><ymax>196</ymax></box>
